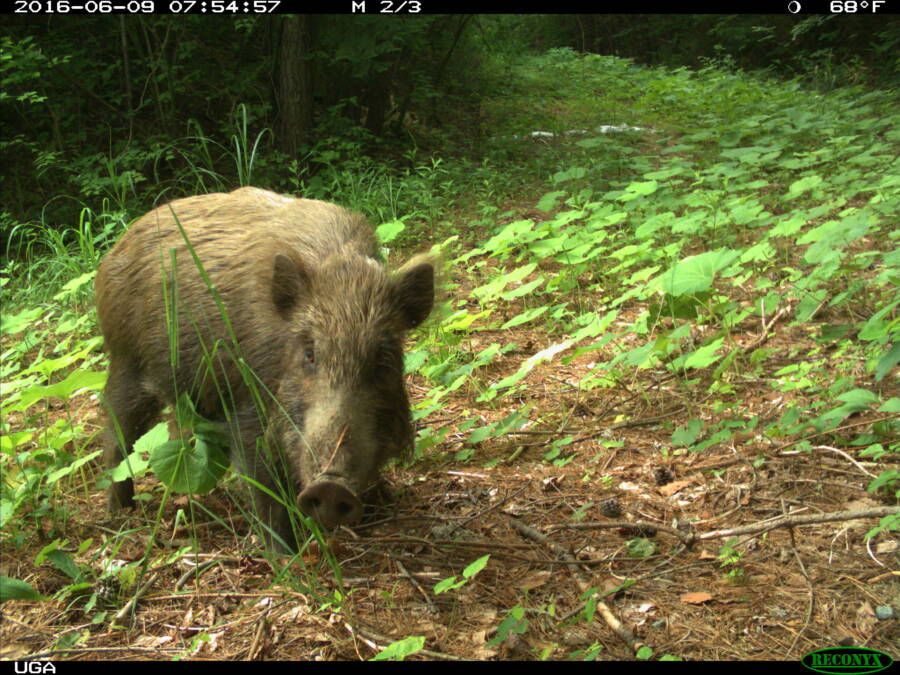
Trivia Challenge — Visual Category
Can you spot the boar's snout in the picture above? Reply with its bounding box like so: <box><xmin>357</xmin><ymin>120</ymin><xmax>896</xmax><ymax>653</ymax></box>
<box><xmin>298</xmin><ymin>479</ymin><xmax>364</xmax><ymax>529</ymax></box>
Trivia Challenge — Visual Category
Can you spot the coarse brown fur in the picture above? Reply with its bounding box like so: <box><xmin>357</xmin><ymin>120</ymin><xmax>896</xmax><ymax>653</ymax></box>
<box><xmin>96</xmin><ymin>187</ymin><xmax>435</xmax><ymax>551</ymax></box>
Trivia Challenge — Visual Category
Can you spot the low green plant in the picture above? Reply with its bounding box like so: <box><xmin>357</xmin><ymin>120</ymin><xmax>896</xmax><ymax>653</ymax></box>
<box><xmin>370</xmin><ymin>635</ymin><xmax>426</xmax><ymax>661</ymax></box>
<box><xmin>433</xmin><ymin>554</ymin><xmax>490</xmax><ymax>594</ymax></box>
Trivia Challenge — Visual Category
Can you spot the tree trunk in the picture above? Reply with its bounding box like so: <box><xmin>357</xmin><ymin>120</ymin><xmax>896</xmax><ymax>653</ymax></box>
<box><xmin>363</xmin><ymin>66</ymin><xmax>392</xmax><ymax>137</ymax></box>
<box><xmin>276</xmin><ymin>15</ymin><xmax>311</xmax><ymax>158</ymax></box>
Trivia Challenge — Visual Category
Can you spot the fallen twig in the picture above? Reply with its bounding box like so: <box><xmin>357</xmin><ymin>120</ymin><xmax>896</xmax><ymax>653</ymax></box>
<box><xmin>551</xmin><ymin>519</ymin><xmax>693</xmax><ymax>544</ymax></box>
<box><xmin>394</xmin><ymin>556</ymin><xmax>438</xmax><ymax>615</ymax></box>
<box><xmin>508</xmin><ymin>517</ymin><xmax>645</xmax><ymax>655</ymax></box>
<box><xmin>345</xmin><ymin>623</ymin><xmax>464</xmax><ymax>661</ymax></box>
<box><xmin>698</xmin><ymin>506</ymin><xmax>899</xmax><ymax>541</ymax></box>
<box><xmin>112</xmin><ymin>570</ymin><xmax>161</xmax><ymax>625</ymax></box>
<box><xmin>246</xmin><ymin>603</ymin><xmax>271</xmax><ymax>660</ymax></box>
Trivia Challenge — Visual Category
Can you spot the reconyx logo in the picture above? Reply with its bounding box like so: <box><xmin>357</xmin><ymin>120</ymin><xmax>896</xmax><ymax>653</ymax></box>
<box><xmin>802</xmin><ymin>648</ymin><xmax>894</xmax><ymax>675</ymax></box>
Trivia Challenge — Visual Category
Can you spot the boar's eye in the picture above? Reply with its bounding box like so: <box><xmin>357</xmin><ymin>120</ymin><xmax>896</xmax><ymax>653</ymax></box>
<box><xmin>304</xmin><ymin>346</ymin><xmax>315</xmax><ymax>365</ymax></box>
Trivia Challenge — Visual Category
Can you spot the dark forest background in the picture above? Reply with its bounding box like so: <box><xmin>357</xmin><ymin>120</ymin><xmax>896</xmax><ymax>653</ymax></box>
<box><xmin>3</xmin><ymin>14</ymin><xmax>898</xmax><ymax>246</ymax></box>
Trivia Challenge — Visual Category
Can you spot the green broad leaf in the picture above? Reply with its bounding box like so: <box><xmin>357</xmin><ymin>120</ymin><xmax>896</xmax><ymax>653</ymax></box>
<box><xmin>488</xmin><ymin>606</ymin><xmax>527</xmax><ymax>646</ymax></box>
<box><xmin>22</xmin><ymin>343</ymin><xmax>97</xmax><ymax>380</ymax></box>
<box><xmin>443</xmin><ymin>309</ymin><xmax>491</xmax><ymax>331</ymax></box>
<box><xmin>836</xmin><ymin>389</ymin><xmax>880</xmax><ymax>406</ymax></box>
<box><xmin>462</xmin><ymin>554</ymin><xmax>490</xmax><ymax>579</ymax></box>
<box><xmin>867</xmin><ymin>470</ymin><xmax>899</xmax><ymax>495</ymax></box>
<box><xmin>552</xmin><ymin>166</ymin><xmax>586</xmax><ymax>184</ymax></box>
<box><xmin>149</xmin><ymin>437</ymin><xmax>228</xmax><ymax>495</ymax></box>
<box><xmin>878</xmin><ymin>397</ymin><xmax>900</xmax><ymax>413</ymax></box>
<box><xmin>814</xmin><ymin>389</ymin><xmax>880</xmax><ymax>430</ymax></box>
<box><xmin>627</xmin><ymin>265</ymin><xmax>661</xmax><ymax>284</ymax></box>
<box><xmin>469</xmin><ymin>408</ymin><xmax>531</xmax><ymax>440</ymax></box>
<box><xmin>550</xmin><ymin>209</ymin><xmax>586</xmax><ymax>229</ymax></box>
<box><xmin>177</xmin><ymin>400</ymin><xmax>229</xmax><ymax>452</ymax></box>
<box><xmin>679</xmin><ymin>337</ymin><xmax>724</xmax><ymax>370</ymax></box>
<box><xmin>575</xmin><ymin>137</ymin><xmax>606</xmax><ymax>149</ymax></box>
<box><xmin>445</xmin><ymin>374</ymin><xmax>467</xmax><ymax>393</ymax></box>
<box><xmin>740</xmin><ymin>241</ymin><xmax>775</xmax><ymax>263</ymax></box>
<box><xmin>434</xmin><ymin>576</ymin><xmax>463</xmax><ymax>594</ymax></box>
<box><xmin>649</xmin><ymin>293</ymin><xmax>705</xmax><ymax>321</ymax></box>
<box><xmin>609</xmin><ymin>242</ymin><xmax>648</xmax><ymax>262</ymax></box>
<box><xmin>404</xmin><ymin>350</ymin><xmax>428</xmax><ymax>374</ymax></box>
<box><xmin>371</xmin><ymin>635</ymin><xmax>425</xmax><ymax>661</ymax></box>
<box><xmin>569</xmin><ymin>310</ymin><xmax>618</xmax><ymax>343</ymax></box>
<box><xmin>53</xmin><ymin>271</ymin><xmax>96</xmax><ymax>300</ymax></box>
<box><xmin>536</xmin><ymin>191</ymin><xmax>566</xmax><ymax>212</ymax></box>
<box><xmin>35</xmin><ymin>540</ymin><xmax>66</xmax><ymax>566</ymax></box>
<box><xmin>494</xmin><ymin>409</ymin><xmax>530</xmax><ymax>436</ymax></box>
<box><xmin>794</xmin><ymin>289</ymin><xmax>828</xmax><ymax>323</ymax></box>
<box><xmin>0</xmin><ymin>430</ymin><xmax>34</xmax><ymax>454</ymax></box>
<box><xmin>110</xmin><ymin>422</ymin><xmax>170</xmax><ymax>481</ymax></box>
<box><xmin>502</xmin><ymin>276</ymin><xmax>545</xmax><ymax>301</ymax></box>
<box><xmin>453</xmin><ymin>247</ymin><xmax>485</xmax><ymax>265</ymax></box>
<box><xmin>14</xmin><ymin>370</ymin><xmax>107</xmax><ymax>412</ymax></box>
<box><xmin>858</xmin><ymin>444</ymin><xmax>886</xmax><ymax>460</ymax></box>
<box><xmin>786</xmin><ymin>174</ymin><xmax>823</xmax><ymax>197</ymax></box>
<box><xmin>671</xmin><ymin>211</ymin><xmax>706</xmax><ymax>236</ymax></box>
<box><xmin>0</xmin><ymin>576</ymin><xmax>46</xmax><ymax>603</ymax></box>
<box><xmin>875</xmin><ymin>343</ymin><xmax>900</xmax><ymax>382</ymax></box>
<box><xmin>470</xmin><ymin>279</ymin><xmax>507</xmax><ymax>302</ymax></box>
<box><xmin>481</xmin><ymin>341</ymin><xmax>573</xmax><ymax>398</ymax></box>
<box><xmin>619</xmin><ymin>180</ymin><xmax>658</xmax><ymax>201</ymax></box>
<box><xmin>471</xmin><ymin>263</ymin><xmax>537</xmax><ymax>302</ymax></box>
<box><xmin>858</xmin><ymin>301</ymin><xmax>899</xmax><ymax>341</ymax></box>
<box><xmin>132</xmin><ymin>421</ymin><xmax>170</xmax><ymax>452</ymax></box>
<box><xmin>47</xmin><ymin>549</ymin><xmax>82</xmax><ymax>582</ymax></box>
<box><xmin>501</xmin><ymin>306</ymin><xmax>549</xmax><ymax>330</ymax></box>
<box><xmin>47</xmin><ymin>449</ymin><xmax>102</xmax><ymax>484</ymax></box>
<box><xmin>558</xmin><ymin>242</ymin><xmax>605</xmax><ymax>265</ymax></box>
<box><xmin>768</xmin><ymin>215</ymin><xmax>806</xmax><ymax>237</ymax></box>
<box><xmin>528</xmin><ymin>236</ymin><xmax>567</xmax><ymax>258</ymax></box>
<box><xmin>626</xmin><ymin>538</ymin><xmax>656</xmax><ymax>558</ymax></box>
<box><xmin>467</xmin><ymin>425</ymin><xmax>493</xmax><ymax>445</ymax></box>
<box><xmin>637</xmin><ymin>646</ymin><xmax>655</xmax><ymax>660</ymax></box>
<box><xmin>375</xmin><ymin>219</ymin><xmax>405</xmax><ymax>243</ymax></box>
<box><xmin>729</xmin><ymin>201</ymin><xmax>767</xmax><ymax>226</ymax></box>
<box><xmin>568</xmin><ymin>334</ymin><xmax>616</xmax><ymax>362</ymax></box>
<box><xmin>801</xmin><ymin>216</ymin><xmax>871</xmax><ymax>264</ymax></box>
<box><xmin>608</xmin><ymin>342</ymin><xmax>655</xmax><ymax>369</ymax></box>
<box><xmin>483</xmin><ymin>220</ymin><xmax>535</xmax><ymax>253</ymax></box>
<box><xmin>657</xmin><ymin>249</ymin><xmax>741</xmax><ymax>296</ymax></box>
<box><xmin>644</xmin><ymin>167</ymin><xmax>686</xmax><ymax>180</ymax></box>
<box><xmin>672</xmin><ymin>420</ymin><xmax>703</xmax><ymax>447</ymax></box>
<box><xmin>0</xmin><ymin>307</ymin><xmax>42</xmax><ymax>335</ymax></box>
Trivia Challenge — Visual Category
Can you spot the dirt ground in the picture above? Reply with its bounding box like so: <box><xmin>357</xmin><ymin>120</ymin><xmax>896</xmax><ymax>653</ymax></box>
<box><xmin>2</xmin><ymin>291</ymin><xmax>898</xmax><ymax>662</ymax></box>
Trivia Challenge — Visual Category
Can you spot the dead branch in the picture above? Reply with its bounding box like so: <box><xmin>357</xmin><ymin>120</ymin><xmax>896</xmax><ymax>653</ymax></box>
<box><xmin>112</xmin><ymin>570</ymin><xmax>161</xmax><ymax>626</ymax></box>
<box><xmin>508</xmin><ymin>517</ymin><xmax>645</xmax><ymax>655</ymax></box>
<box><xmin>551</xmin><ymin>519</ymin><xmax>694</xmax><ymax>545</ymax></box>
<box><xmin>345</xmin><ymin>623</ymin><xmax>464</xmax><ymax>661</ymax></box>
<box><xmin>698</xmin><ymin>506</ymin><xmax>899</xmax><ymax>541</ymax></box>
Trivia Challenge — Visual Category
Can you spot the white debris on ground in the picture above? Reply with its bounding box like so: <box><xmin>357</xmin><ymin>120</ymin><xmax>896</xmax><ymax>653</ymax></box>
<box><xmin>492</xmin><ymin>125</ymin><xmax>648</xmax><ymax>141</ymax></box>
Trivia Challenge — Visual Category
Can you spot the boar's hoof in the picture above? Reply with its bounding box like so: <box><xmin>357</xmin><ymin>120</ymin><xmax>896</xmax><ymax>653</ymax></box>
<box><xmin>299</xmin><ymin>480</ymin><xmax>363</xmax><ymax>530</ymax></box>
<box><xmin>107</xmin><ymin>479</ymin><xmax>136</xmax><ymax>512</ymax></box>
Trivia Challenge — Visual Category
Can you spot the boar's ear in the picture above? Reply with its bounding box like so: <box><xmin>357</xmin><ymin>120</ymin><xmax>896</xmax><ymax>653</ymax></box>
<box><xmin>394</xmin><ymin>256</ymin><xmax>435</xmax><ymax>329</ymax></box>
<box><xmin>271</xmin><ymin>253</ymin><xmax>310</xmax><ymax>318</ymax></box>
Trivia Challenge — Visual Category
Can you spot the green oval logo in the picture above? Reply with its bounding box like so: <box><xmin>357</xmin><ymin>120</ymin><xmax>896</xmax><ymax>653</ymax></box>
<box><xmin>801</xmin><ymin>648</ymin><xmax>894</xmax><ymax>675</ymax></box>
